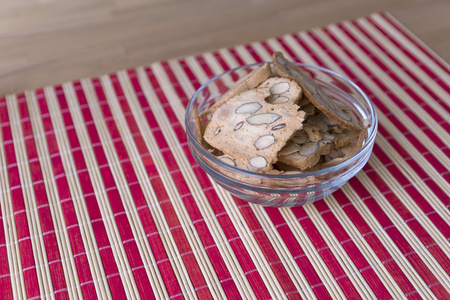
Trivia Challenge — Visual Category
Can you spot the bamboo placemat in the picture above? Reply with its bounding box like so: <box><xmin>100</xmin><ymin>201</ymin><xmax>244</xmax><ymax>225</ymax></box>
<box><xmin>0</xmin><ymin>11</ymin><xmax>449</xmax><ymax>299</ymax></box>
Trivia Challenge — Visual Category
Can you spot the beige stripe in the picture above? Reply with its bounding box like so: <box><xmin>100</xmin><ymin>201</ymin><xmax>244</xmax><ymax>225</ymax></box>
<box><xmin>44</xmin><ymin>86</ymin><xmax>110</xmax><ymax>299</ymax></box>
<box><xmin>25</xmin><ymin>90</ymin><xmax>81</xmax><ymax>300</ymax></box>
<box><xmin>134</xmin><ymin>64</ymin><xmax>258</xmax><ymax>298</ymax></box>
<box><xmin>163</xmin><ymin>57</ymin><xmax>272</xmax><ymax>299</ymax></box>
<box><xmin>325</xmin><ymin>26</ymin><xmax>450</xmax><ymax>162</ymax></box>
<box><xmin>338</xmin><ymin>182</ymin><xmax>436</xmax><ymax>299</ymax></box>
<box><xmin>218</xmin><ymin>48</ymin><xmax>240</xmax><ymax>69</ymax></box>
<box><xmin>245</xmin><ymin>42</ymin><xmax>338</xmax><ymax>298</ymax></box>
<box><xmin>134</xmin><ymin>66</ymin><xmax>229</xmax><ymax>298</ymax></box>
<box><xmin>63</xmin><ymin>82</ymin><xmax>139</xmax><ymax>299</ymax></box>
<box><xmin>114</xmin><ymin>69</ymin><xmax>205</xmax><ymax>298</ymax></box>
<box><xmin>183</xmin><ymin>55</ymin><xmax>223</xmax><ymax>112</ymax></box>
<box><xmin>280</xmin><ymin>209</ymin><xmax>346</xmax><ymax>299</ymax></box>
<box><xmin>343</xmin><ymin>20</ymin><xmax>450</xmax><ymax>144</ymax></box>
<box><xmin>149</xmin><ymin>63</ymin><xmax>187</xmax><ymax>129</ymax></box>
<box><xmin>265</xmin><ymin>36</ymin><xmax>408</xmax><ymax>297</ymax></box>
<box><xmin>303</xmin><ymin>28</ymin><xmax>450</xmax><ymax>293</ymax></box>
<box><xmin>212</xmin><ymin>183</ymin><xmax>285</xmax><ymax>297</ymax></box>
<box><xmin>375</xmin><ymin>135</ymin><xmax>450</xmax><ymax>223</ymax></box>
<box><xmin>356</xmin><ymin>171</ymin><xmax>446</xmax><ymax>298</ymax></box>
<box><xmin>356</xmin><ymin>18</ymin><xmax>450</xmax><ymax>113</ymax></box>
<box><xmin>369</xmin><ymin>146</ymin><xmax>450</xmax><ymax>249</ymax></box>
<box><xmin>102</xmin><ymin>72</ymin><xmax>213</xmax><ymax>298</ymax></box>
<box><xmin>250</xmin><ymin>206</ymin><xmax>313</xmax><ymax>299</ymax></box>
<box><xmin>234</xmin><ymin>42</ymin><xmax>378</xmax><ymax>298</ymax></box>
<box><xmin>326</xmin><ymin>194</ymin><xmax>408</xmax><ymax>298</ymax></box>
<box><xmin>6</xmin><ymin>94</ymin><xmax>51</xmax><ymax>298</ymax></box>
<box><xmin>177</xmin><ymin>55</ymin><xmax>288</xmax><ymax>298</ymax></box>
<box><xmin>0</xmin><ymin>105</ymin><xmax>27</xmax><ymax>299</ymax></box>
<box><xmin>162</xmin><ymin>58</ymin><xmax>260</xmax><ymax>299</ymax></box>
<box><xmin>268</xmin><ymin>35</ymin><xmax>317</xmax><ymax>65</ymax></box>
<box><xmin>201</xmin><ymin>52</ymin><xmax>241</xmax><ymax>90</ymax></box>
<box><xmin>268</xmin><ymin>34</ymin><xmax>435</xmax><ymax>298</ymax></box>
<box><xmin>306</xmin><ymin>29</ymin><xmax>450</xmax><ymax>211</ymax></box>
<box><xmin>372</xmin><ymin>14</ymin><xmax>450</xmax><ymax>85</ymax></box>
<box><xmin>305</xmin><ymin>204</ymin><xmax>378</xmax><ymax>299</ymax></box>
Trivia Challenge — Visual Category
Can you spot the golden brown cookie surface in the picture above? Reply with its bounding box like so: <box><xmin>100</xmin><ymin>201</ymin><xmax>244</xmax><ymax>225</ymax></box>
<box><xmin>272</xmin><ymin>52</ymin><xmax>361</xmax><ymax>132</ymax></box>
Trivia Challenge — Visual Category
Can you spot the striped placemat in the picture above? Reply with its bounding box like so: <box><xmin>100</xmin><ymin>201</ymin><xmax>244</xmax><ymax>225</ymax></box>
<box><xmin>1</xmin><ymin>11</ymin><xmax>449</xmax><ymax>299</ymax></box>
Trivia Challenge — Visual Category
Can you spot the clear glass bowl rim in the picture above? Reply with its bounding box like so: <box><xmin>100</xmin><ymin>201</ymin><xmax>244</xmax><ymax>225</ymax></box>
<box><xmin>185</xmin><ymin>62</ymin><xmax>378</xmax><ymax>180</ymax></box>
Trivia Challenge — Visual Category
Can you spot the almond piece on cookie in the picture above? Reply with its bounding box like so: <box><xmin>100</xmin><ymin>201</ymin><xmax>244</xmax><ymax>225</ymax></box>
<box><xmin>201</xmin><ymin>63</ymin><xmax>272</xmax><ymax>118</ymax></box>
<box><xmin>203</xmin><ymin>88</ymin><xmax>305</xmax><ymax>172</ymax></box>
<box><xmin>257</xmin><ymin>77</ymin><xmax>302</xmax><ymax>105</ymax></box>
<box><xmin>278</xmin><ymin>140</ymin><xmax>334</xmax><ymax>170</ymax></box>
<box><xmin>272</xmin><ymin>52</ymin><xmax>361</xmax><ymax>132</ymax></box>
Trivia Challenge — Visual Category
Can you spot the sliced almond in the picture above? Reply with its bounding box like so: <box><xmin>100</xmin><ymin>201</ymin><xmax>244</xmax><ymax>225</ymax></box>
<box><xmin>254</xmin><ymin>135</ymin><xmax>275</xmax><ymax>150</ymax></box>
<box><xmin>269</xmin><ymin>82</ymin><xmax>290</xmax><ymax>95</ymax></box>
<box><xmin>362</xmin><ymin>119</ymin><xmax>371</xmax><ymax>128</ymax></box>
<box><xmin>236</xmin><ymin>102</ymin><xmax>262</xmax><ymax>114</ymax></box>
<box><xmin>271</xmin><ymin>123</ymin><xmax>286</xmax><ymax>131</ymax></box>
<box><xmin>299</xmin><ymin>142</ymin><xmax>319</xmax><ymax>156</ymax></box>
<box><xmin>291</xmin><ymin>135</ymin><xmax>308</xmax><ymax>145</ymax></box>
<box><xmin>270</xmin><ymin>96</ymin><xmax>290</xmax><ymax>104</ymax></box>
<box><xmin>234</xmin><ymin>121</ymin><xmax>244</xmax><ymax>131</ymax></box>
<box><xmin>219</xmin><ymin>156</ymin><xmax>236</xmax><ymax>166</ymax></box>
<box><xmin>249</xmin><ymin>156</ymin><xmax>267</xmax><ymax>169</ymax></box>
<box><xmin>278</xmin><ymin>142</ymin><xmax>302</xmax><ymax>156</ymax></box>
<box><xmin>247</xmin><ymin>113</ymin><xmax>281</xmax><ymax>125</ymax></box>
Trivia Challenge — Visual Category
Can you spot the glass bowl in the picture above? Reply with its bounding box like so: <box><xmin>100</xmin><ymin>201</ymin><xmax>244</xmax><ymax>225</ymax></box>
<box><xmin>185</xmin><ymin>62</ymin><xmax>377</xmax><ymax>207</ymax></box>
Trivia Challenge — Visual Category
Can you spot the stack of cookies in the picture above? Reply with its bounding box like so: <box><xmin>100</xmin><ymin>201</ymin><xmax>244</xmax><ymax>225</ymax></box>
<box><xmin>196</xmin><ymin>52</ymin><xmax>368</xmax><ymax>174</ymax></box>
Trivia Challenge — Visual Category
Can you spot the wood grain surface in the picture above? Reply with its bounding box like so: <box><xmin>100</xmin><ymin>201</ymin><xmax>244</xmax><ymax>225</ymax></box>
<box><xmin>0</xmin><ymin>0</ymin><xmax>449</xmax><ymax>96</ymax></box>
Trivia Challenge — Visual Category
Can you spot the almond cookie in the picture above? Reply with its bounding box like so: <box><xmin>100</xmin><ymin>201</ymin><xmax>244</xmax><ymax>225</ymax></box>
<box><xmin>278</xmin><ymin>139</ymin><xmax>334</xmax><ymax>170</ymax></box>
<box><xmin>257</xmin><ymin>77</ymin><xmax>302</xmax><ymax>105</ymax></box>
<box><xmin>320</xmin><ymin>128</ymin><xmax>367</xmax><ymax>168</ymax></box>
<box><xmin>272</xmin><ymin>52</ymin><xmax>361</xmax><ymax>132</ymax></box>
<box><xmin>203</xmin><ymin>88</ymin><xmax>305</xmax><ymax>172</ymax></box>
<box><xmin>201</xmin><ymin>63</ymin><xmax>271</xmax><ymax>118</ymax></box>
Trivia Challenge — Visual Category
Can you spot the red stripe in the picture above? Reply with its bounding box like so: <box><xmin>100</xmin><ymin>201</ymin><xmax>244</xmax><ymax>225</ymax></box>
<box><xmin>368</xmin><ymin>145</ymin><xmax>450</xmax><ymax>273</ymax></box>
<box><xmin>291</xmin><ymin>206</ymin><xmax>362</xmax><ymax>299</ymax></box>
<box><xmin>379</xmin><ymin>13</ymin><xmax>450</xmax><ymax>75</ymax></box>
<box><xmin>108</xmin><ymin>73</ymin><xmax>219</xmax><ymax>298</ymax></box>
<box><xmin>158</xmin><ymin>58</ymin><xmax>274</xmax><ymax>298</ymax></box>
<box><xmin>53</xmin><ymin>86</ymin><xmax>127</xmax><ymax>298</ymax></box>
<box><xmin>314</xmin><ymin>200</ymin><xmax>393</xmax><ymax>299</ymax></box>
<box><xmin>228</xmin><ymin>48</ymin><xmax>246</xmax><ymax>66</ymax></box>
<box><xmin>244</xmin><ymin>45</ymin><xmax>265</xmax><ymax>63</ymax></box>
<box><xmin>283</xmin><ymin>29</ymin><xmax>449</xmax><ymax>296</ymax></box>
<box><xmin>265</xmin><ymin>208</ymin><xmax>333</xmax><ymax>299</ymax></box>
<box><xmin>352</xmin><ymin>174</ymin><xmax>450</xmax><ymax>298</ymax></box>
<box><xmin>302</xmin><ymin>29</ymin><xmax>450</xmax><ymax>295</ymax></box>
<box><xmin>307</xmin><ymin>28</ymin><xmax>450</xmax><ymax>204</ymax></box>
<box><xmin>372</xmin><ymin>141</ymin><xmax>450</xmax><ymax>228</ymax></box>
<box><xmin>370</xmin><ymin>16</ymin><xmax>450</xmax><ymax>95</ymax></box>
<box><xmin>337</xmin><ymin>22</ymin><xmax>450</xmax><ymax>147</ymax></box>
<box><xmin>73</xmin><ymin>80</ymin><xmax>159</xmax><ymax>299</ymax></box>
<box><xmin>131</xmin><ymin>67</ymin><xmax>246</xmax><ymax>299</ymax></box>
<box><xmin>239</xmin><ymin>41</ymin><xmax>362</xmax><ymax>299</ymax></box>
<box><xmin>181</xmin><ymin>52</ymin><xmax>305</xmax><ymax>298</ymax></box>
<box><xmin>260</xmin><ymin>39</ymin><xmax>392</xmax><ymax>297</ymax></box>
<box><xmin>235</xmin><ymin>199</ymin><xmax>301</xmax><ymax>299</ymax></box>
<box><xmin>332</xmin><ymin>188</ymin><xmax>418</xmax><ymax>295</ymax></box>
<box><xmin>0</xmin><ymin>98</ymin><xmax>13</xmax><ymax>300</ymax></box>
<box><xmin>34</xmin><ymin>89</ymin><xmax>97</xmax><ymax>298</ymax></box>
<box><xmin>16</xmin><ymin>94</ymin><xmax>69</xmax><ymax>299</ymax></box>
<box><xmin>354</xmin><ymin>19</ymin><xmax>450</xmax><ymax>116</ymax></box>
<box><xmin>0</xmin><ymin>95</ymin><xmax>41</xmax><ymax>299</ymax></box>
<box><xmin>242</xmin><ymin>42</ymin><xmax>337</xmax><ymax>299</ymax></box>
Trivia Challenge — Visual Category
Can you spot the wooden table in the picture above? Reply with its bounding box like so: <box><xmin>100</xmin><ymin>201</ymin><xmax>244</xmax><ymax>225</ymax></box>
<box><xmin>0</xmin><ymin>0</ymin><xmax>449</xmax><ymax>97</ymax></box>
